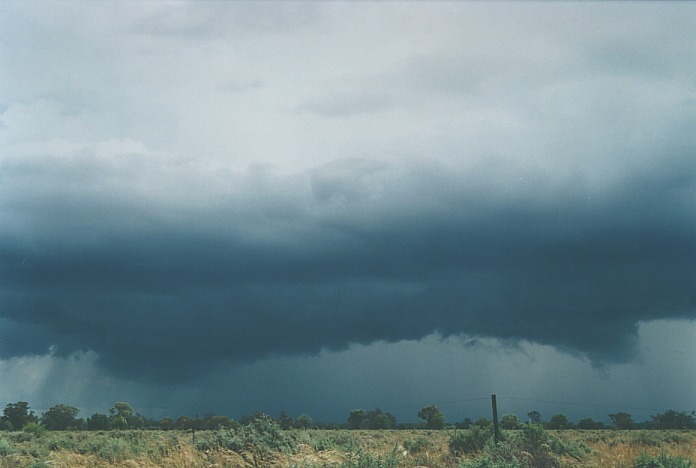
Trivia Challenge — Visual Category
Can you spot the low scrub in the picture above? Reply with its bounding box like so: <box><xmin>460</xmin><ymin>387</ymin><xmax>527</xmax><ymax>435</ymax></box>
<box><xmin>452</xmin><ymin>424</ymin><xmax>591</xmax><ymax>468</ymax></box>
<box><xmin>403</xmin><ymin>434</ymin><xmax>433</xmax><ymax>454</ymax></box>
<box><xmin>632</xmin><ymin>451</ymin><xmax>693</xmax><ymax>468</ymax></box>
<box><xmin>340</xmin><ymin>446</ymin><xmax>400</xmax><ymax>468</ymax></box>
<box><xmin>449</xmin><ymin>425</ymin><xmax>494</xmax><ymax>455</ymax></box>
<box><xmin>196</xmin><ymin>414</ymin><xmax>294</xmax><ymax>459</ymax></box>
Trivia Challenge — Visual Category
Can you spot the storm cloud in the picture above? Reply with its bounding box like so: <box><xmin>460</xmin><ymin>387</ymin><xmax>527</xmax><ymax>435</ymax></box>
<box><xmin>1</xmin><ymin>1</ymin><xmax>695</xmax><ymax>411</ymax></box>
<box><xmin>2</xmin><ymin>142</ymin><xmax>694</xmax><ymax>381</ymax></box>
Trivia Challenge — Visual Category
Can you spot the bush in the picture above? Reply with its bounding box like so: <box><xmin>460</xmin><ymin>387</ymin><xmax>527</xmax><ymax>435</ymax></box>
<box><xmin>633</xmin><ymin>451</ymin><xmax>693</xmax><ymax>468</ymax></box>
<box><xmin>89</xmin><ymin>436</ymin><xmax>130</xmax><ymax>461</ymax></box>
<box><xmin>196</xmin><ymin>414</ymin><xmax>294</xmax><ymax>458</ymax></box>
<box><xmin>449</xmin><ymin>425</ymin><xmax>493</xmax><ymax>455</ymax></box>
<box><xmin>22</xmin><ymin>423</ymin><xmax>47</xmax><ymax>437</ymax></box>
<box><xmin>403</xmin><ymin>435</ymin><xmax>433</xmax><ymax>454</ymax></box>
<box><xmin>451</xmin><ymin>423</ymin><xmax>590</xmax><ymax>468</ymax></box>
<box><xmin>301</xmin><ymin>431</ymin><xmax>357</xmax><ymax>452</ymax></box>
<box><xmin>458</xmin><ymin>440</ymin><xmax>531</xmax><ymax>468</ymax></box>
<box><xmin>520</xmin><ymin>424</ymin><xmax>547</xmax><ymax>452</ymax></box>
<box><xmin>0</xmin><ymin>436</ymin><xmax>15</xmax><ymax>456</ymax></box>
<box><xmin>48</xmin><ymin>435</ymin><xmax>77</xmax><ymax>451</ymax></box>
<box><xmin>341</xmin><ymin>446</ymin><xmax>400</xmax><ymax>468</ymax></box>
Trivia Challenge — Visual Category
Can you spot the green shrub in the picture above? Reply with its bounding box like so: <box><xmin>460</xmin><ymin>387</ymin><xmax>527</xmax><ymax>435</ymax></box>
<box><xmin>449</xmin><ymin>425</ymin><xmax>493</xmax><ymax>455</ymax></box>
<box><xmin>341</xmin><ymin>446</ymin><xmax>400</xmax><ymax>468</ymax></box>
<box><xmin>23</xmin><ymin>423</ymin><xmax>47</xmax><ymax>438</ymax></box>
<box><xmin>459</xmin><ymin>451</ymin><xmax>530</xmax><ymax>467</ymax></box>
<box><xmin>48</xmin><ymin>435</ymin><xmax>76</xmax><ymax>451</ymax></box>
<box><xmin>452</xmin><ymin>424</ymin><xmax>590</xmax><ymax>468</ymax></box>
<box><xmin>196</xmin><ymin>430</ymin><xmax>244</xmax><ymax>452</ymax></box>
<box><xmin>547</xmin><ymin>435</ymin><xmax>589</xmax><ymax>461</ymax></box>
<box><xmin>520</xmin><ymin>424</ymin><xmax>547</xmax><ymax>452</ymax></box>
<box><xmin>10</xmin><ymin>431</ymin><xmax>34</xmax><ymax>443</ymax></box>
<box><xmin>81</xmin><ymin>431</ymin><xmax>149</xmax><ymax>461</ymax></box>
<box><xmin>459</xmin><ymin>438</ymin><xmax>533</xmax><ymax>468</ymax></box>
<box><xmin>302</xmin><ymin>430</ymin><xmax>357</xmax><ymax>452</ymax></box>
<box><xmin>403</xmin><ymin>435</ymin><xmax>433</xmax><ymax>454</ymax></box>
<box><xmin>196</xmin><ymin>414</ymin><xmax>294</xmax><ymax>457</ymax></box>
<box><xmin>86</xmin><ymin>435</ymin><xmax>130</xmax><ymax>461</ymax></box>
<box><xmin>633</xmin><ymin>451</ymin><xmax>693</xmax><ymax>468</ymax></box>
<box><xmin>0</xmin><ymin>436</ymin><xmax>15</xmax><ymax>456</ymax></box>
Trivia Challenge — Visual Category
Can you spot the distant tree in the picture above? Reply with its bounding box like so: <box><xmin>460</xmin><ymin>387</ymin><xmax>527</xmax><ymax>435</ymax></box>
<box><xmin>348</xmin><ymin>409</ymin><xmax>367</xmax><ymax>429</ymax></box>
<box><xmin>240</xmin><ymin>412</ymin><xmax>270</xmax><ymax>426</ymax></box>
<box><xmin>206</xmin><ymin>415</ymin><xmax>234</xmax><ymax>430</ymax></box>
<box><xmin>418</xmin><ymin>405</ymin><xmax>445</xmax><ymax>429</ymax></box>
<box><xmin>127</xmin><ymin>413</ymin><xmax>145</xmax><ymax>429</ymax></box>
<box><xmin>296</xmin><ymin>414</ymin><xmax>313</xmax><ymax>429</ymax></box>
<box><xmin>2</xmin><ymin>402</ymin><xmax>38</xmax><ymax>431</ymax></box>
<box><xmin>41</xmin><ymin>404</ymin><xmax>80</xmax><ymax>430</ymax></box>
<box><xmin>176</xmin><ymin>416</ymin><xmax>193</xmax><ymax>430</ymax></box>
<box><xmin>159</xmin><ymin>417</ymin><xmax>174</xmax><ymax>431</ymax></box>
<box><xmin>453</xmin><ymin>418</ymin><xmax>473</xmax><ymax>429</ymax></box>
<box><xmin>278</xmin><ymin>411</ymin><xmax>294</xmax><ymax>430</ymax></box>
<box><xmin>110</xmin><ymin>402</ymin><xmax>133</xmax><ymax>419</ymax></box>
<box><xmin>189</xmin><ymin>417</ymin><xmax>205</xmax><ymax>431</ymax></box>
<box><xmin>111</xmin><ymin>416</ymin><xmax>128</xmax><ymax>430</ymax></box>
<box><xmin>368</xmin><ymin>409</ymin><xmax>397</xmax><ymax>429</ymax></box>
<box><xmin>609</xmin><ymin>412</ymin><xmax>635</xmax><ymax>430</ymax></box>
<box><xmin>386</xmin><ymin>412</ymin><xmax>397</xmax><ymax>429</ymax></box>
<box><xmin>501</xmin><ymin>414</ymin><xmax>522</xmax><ymax>430</ymax></box>
<box><xmin>577</xmin><ymin>418</ymin><xmax>605</xmax><ymax>429</ymax></box>
<box><xmin>527</xmin><ymin>411</ymin><xmax>541</xmax><ymax>424</ymax></box>
<box><xmin>87</xmin><ymin>413</ymin><xmax>110</xmax><ymax>431</ymax></box>
<box><xmin>475</xmin><ymin>417</ymin><xmax>492</xmax><ymax>429</ymax></box>
<box><xmin>650</xmin><ymin>410</ymin><xmax>696</xmax><ymax>430</ymax></box>
<box><xmin>548</xmin><ymin>413</ymin><xmax>571</xmax><ymax>430</ymax></box>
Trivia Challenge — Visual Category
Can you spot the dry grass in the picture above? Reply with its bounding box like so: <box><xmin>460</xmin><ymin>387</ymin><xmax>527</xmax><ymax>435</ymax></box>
<box><xmin>566</xmin><ymin>430</ymin><xmax>696</xmax><ymax>467</ymax></box>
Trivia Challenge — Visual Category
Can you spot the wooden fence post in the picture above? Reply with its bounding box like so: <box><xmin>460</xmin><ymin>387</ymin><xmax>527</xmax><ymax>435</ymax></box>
<box><xmin>491</xmin><ymin>394</ymin><xmax>500</xmax><ymax>446</ymax></box>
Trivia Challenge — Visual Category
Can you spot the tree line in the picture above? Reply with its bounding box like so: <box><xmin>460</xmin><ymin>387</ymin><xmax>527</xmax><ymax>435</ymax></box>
<box><xmin>2</xmin><ymin>401</ymin><xmax>695</xmax><ymax>432</ymax></box>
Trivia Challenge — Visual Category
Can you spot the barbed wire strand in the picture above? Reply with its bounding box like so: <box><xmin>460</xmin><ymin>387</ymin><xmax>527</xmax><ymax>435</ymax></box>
<box><xmin>496</xmin><ymin>396</ymin><xmax>671</xmax><ymax>414</ymax></box>
<box><xmin>391</xmin><ymin>396</ymin><xmax>689</xmax><ymax>416</ymax></box>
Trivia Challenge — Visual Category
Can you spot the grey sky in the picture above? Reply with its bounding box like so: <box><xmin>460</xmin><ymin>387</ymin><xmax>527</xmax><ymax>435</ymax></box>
<box><xmin>1</xmin><ymin>2</ymin><xmax>695</xmax><ymax>423</ymax></box>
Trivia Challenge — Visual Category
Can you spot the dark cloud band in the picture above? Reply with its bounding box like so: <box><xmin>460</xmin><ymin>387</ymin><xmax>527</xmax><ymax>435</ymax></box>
<box><xmin>1</xmin><ymin>152</ymin><xmax>694</xmax><ymax>383</ymax></box>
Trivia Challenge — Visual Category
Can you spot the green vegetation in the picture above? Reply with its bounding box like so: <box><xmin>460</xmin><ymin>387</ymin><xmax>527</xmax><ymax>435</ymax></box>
<box><xmin>1</xmin><ymin>399</ymin><xmax>696</xmax><ymax>466</ymax></box>
<box><xmin>403</xmin><ymin>435</ymin><xmax>433</xmax><ymax>454</ymax></box>
<box><xmin>418</xmin><ymin>404</ymin><xmax>446</xmax><ymax>430</ymax></box>
<box><xmin>449</xmin><ymin>425</ymin><xmax>493</xmax><ymax>455</ymax></box>
<box><xmin>454</xmin><ymin>424</ymin><xmax>591</xmax><ymax>467</ymax></box>
<box><xmin>632</xmin><ymin>451</ymin><xmax>693</xmax><ymax>468</ymax></box>
<box><xmin>347</xmin><ymin>408</ymin><xmax>398</xmax><ymax>430</ymax></box>
<box><xmin>0</xmin><ymin>427</ymin><xmax>694</xmax><ymax>466</ymax></box>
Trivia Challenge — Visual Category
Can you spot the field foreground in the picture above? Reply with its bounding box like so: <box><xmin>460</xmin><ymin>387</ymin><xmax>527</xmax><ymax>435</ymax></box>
<box><xmin>1</xmin><ymin>428</ymin><xmax>695</xmax><ymax>467</ymax></box>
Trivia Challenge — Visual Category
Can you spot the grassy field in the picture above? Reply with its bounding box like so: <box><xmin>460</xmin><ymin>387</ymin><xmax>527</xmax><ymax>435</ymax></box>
<box><xmin>1</xmin><ymin>426</ymin><xmax>695</xmax><ymax>467</ymax></box>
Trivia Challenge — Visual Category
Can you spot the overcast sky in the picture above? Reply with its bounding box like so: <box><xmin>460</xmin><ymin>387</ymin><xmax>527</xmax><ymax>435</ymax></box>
<box><xmin>1</xmin><ymin>2</ymin><xmax>695</xmax><ymax>424</ymax></box>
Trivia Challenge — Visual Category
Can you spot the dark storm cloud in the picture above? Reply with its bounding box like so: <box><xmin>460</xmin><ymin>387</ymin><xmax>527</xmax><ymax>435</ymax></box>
<box><xmin>1</xmin><ymin>147</ymin><xmax>694</xmax><ymax>383</ymax></box>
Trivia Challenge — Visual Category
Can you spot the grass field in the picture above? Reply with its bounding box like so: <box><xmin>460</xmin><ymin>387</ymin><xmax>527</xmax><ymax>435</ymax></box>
<box><xmin>1</xmin><ymin>426</ymin><xmax>695</xmax><ymax>467</ymax></box>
